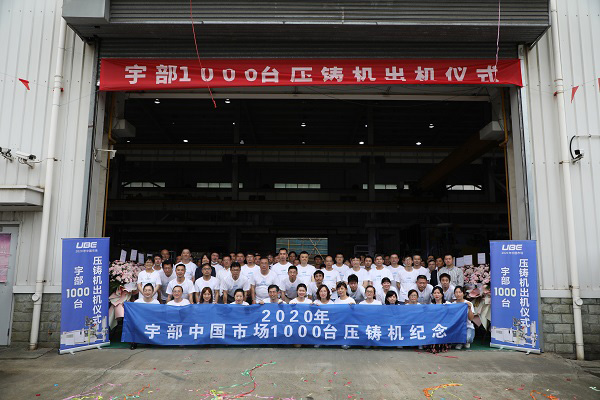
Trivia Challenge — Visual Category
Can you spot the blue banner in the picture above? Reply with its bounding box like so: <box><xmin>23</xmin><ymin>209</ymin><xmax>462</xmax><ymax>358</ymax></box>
<box><xmin>490</xmin><ymin>240</ymin><xmax>540</xmax><ymax>353</ymax></box>
<box><xmin>122</xmin><ymin>303</ymin><xmax>466</xmax><ymax>346</ymax></box>
<box><xmin>60</xmin><ymin>238</ymin><xmax>110</xmax><ymax>353</ymax></box>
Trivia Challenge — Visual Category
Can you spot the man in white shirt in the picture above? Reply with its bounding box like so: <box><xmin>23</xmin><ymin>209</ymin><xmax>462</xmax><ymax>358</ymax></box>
<box><xmin>412</xmin><ymin>254</ymin><xmax>431</xmax><ymax>281</ymax></box>
<box><xmin>333</xmin><ymin>253</ymin><xmax>350</xmax><ymax>282</ymax></box>
<box><xmin>438</xmin><ymin>254</ymin><xmax>464</xmax><ymax>287</ymax></box>
<box><xmin>280</xmin><ymin>265</ymin><xmax>300</xmax><ymax>302</ymax></box>
<box><xmin>216</xmin><ymin>255</ymin><xmax>233</xmax><ymax>281</ymax></box>
<box><xmin>416</xmin><ymin>274</ymin><xmax>433</xmax><ymax>304</ymax></box>
<box><xmin>322</xmin><ymin>255</ymin><xmax>341</xmax><ymax>299</ymax></box>
<box><xmin>221</xmin><ymin>263</ymin><xmax>251</xmax><ymax>303</ymax></box>
<box><xmin>296</xmin><ymin>251</ymin><xmax>316</xmax><ymax>285</ymax></box>
<box><xmin>194</xmin><ymin>263</ymin><xmax>220</xmax><ymax>302</ymax></box>
<box><xmin>396</xmin><ymin>256</ymin><xmax>420</xmax><ymax>301</ymax></box>
<box><xmin>363</xmin><ymin>255</ymin><xmax>374</xmax><ymax>273</ymax></box>
<box><xmin>160</xmin><ymin>248</ymin><xmax>170</xmax><ymax>262</ymax></box>
<box><xmin>210</xmin><ymin>251</ymin><xmax>223</xmax><ymax>273</ymax></box>
<box><xmin>271</xmin><ymin>248</ymin><xmax>293</xmax><ymax>280</ymax></box>
<box><xmin>386</xmin><ymin>253</ymin><xmax>403</xmax><ymax>287</ymax></box>
<box><xmin>347</xmin><ymin>255</ymin><xmax>370</xmax><ymax>287</ymax></box>
<box><xmin>166</xmin><ymin>263</ymin><xmax>196</xmax><ymax>303</ymax></box>
<box><xmin>251</xmin><ymin>257</ymin><xmax>280</xmax><ymax>304</ymax></box>
<box><xmin>241</xmin><ymin>252</ymin><xmax>259</xmax><ymax>282</ymax></box>
<box><xmin>158</xmin><ymin>260</ymin><xmax>176</xmax><ymax>303</ymax></box>
<box><xmin>235</xmin><ymin>252</ymin><xmax>246</xmax><ymax>266</ymax></box>
<box><xmin>368</xmin><ymin>255</ymin><xmax>393</xmax><ymax>290</ymax></box>
<box><xmin>180</xmin><ymin>248</ymin><xmax>197</xmax><ymax>282</ymax></box>
<box><xmin>439</xmin><ymin>273</ymin><xmax>456</xmax><ymax>302</ymax></box>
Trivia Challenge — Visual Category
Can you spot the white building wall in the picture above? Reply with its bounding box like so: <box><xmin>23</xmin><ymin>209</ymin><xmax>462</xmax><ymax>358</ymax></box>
<box><xmin>0</xmin><ymin>0</ymin><xmax>96</xmax><ymax>292</ymax></box>
<box><xmin>524</xmin><ymin>0</ymin><xmax>600</xmax><ymax>298</ymax></box>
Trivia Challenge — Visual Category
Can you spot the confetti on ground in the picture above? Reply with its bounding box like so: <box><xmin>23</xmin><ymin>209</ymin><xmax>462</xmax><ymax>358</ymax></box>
<box><xmin>590</xmin><ymin>387</ymin><xmax>600</xmax><ymax>391</ymax></box>
<box><xmin>423</xmin><ymin>383</ymin><xmax>462</xmax><ymax>399</ymax></box>
<box><xmin>529</xmin><ymin>390</ymin><xmax>559</xmax><ymax>399</ymax></box>
<box><xmin>19</xmin><ymin>78</ymin><xmax>30</xmax><ymax>90</ymax></box>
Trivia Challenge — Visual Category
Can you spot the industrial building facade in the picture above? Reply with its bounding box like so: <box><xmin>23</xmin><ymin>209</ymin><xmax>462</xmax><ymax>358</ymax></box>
<box><xmin>0</xmin><ymin>0</ymin><xmax>598</xmax><ymax>359</ymax></box>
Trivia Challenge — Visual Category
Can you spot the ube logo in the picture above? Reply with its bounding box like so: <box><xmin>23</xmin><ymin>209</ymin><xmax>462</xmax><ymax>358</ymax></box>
<box><xmin>502</xmin><ymin>244</ymin><xmax>522</xmax><ymax>251</ymax></box>
<box><xmin>76</xmin><ymin>241</ymin><xmax>97</xmax><ymax>249</ymax></box>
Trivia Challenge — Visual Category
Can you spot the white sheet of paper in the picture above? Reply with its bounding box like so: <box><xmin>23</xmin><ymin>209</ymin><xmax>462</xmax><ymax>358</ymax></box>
<box><xmin>119</xmin><ymin>249</ymin><xmax>127</xmax><ymax>263</ymax></box>
<box><xmin>130</xmin><ymin>249</ymin><xmax>138</xmax><ymax>262</ymax></box>
<box><xmin>138</xmin><ymin>253</ymin><xmax>144</xmax><ymax>264</ymax></box>
<box><xmin>477</xmin><ymin>253</ymin><xmax>486</xmax><ymax>264</ymax></box>
<box><xmin>457</xmin><ymin>257</ymin><xmax>464</xmax><ymax>267</ymax></box>
<box><xmin>464</xmin><ymin>255</ymin><xmax>473</xmax><ymax>266</ymax></box>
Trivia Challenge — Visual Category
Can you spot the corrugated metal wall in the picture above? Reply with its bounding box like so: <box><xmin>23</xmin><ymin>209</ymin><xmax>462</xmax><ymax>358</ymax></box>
<box><xmin>0</xmin><ymin>0</ymin><xmax>96</xmax><ymax>292</ymax></box>
<box><xmin>525</xmin><ymin>0</ymin><xmax>600</xmax><ymax>298</ymax></box>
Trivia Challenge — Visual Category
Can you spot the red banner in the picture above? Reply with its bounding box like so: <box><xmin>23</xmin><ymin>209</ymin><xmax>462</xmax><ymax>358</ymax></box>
<box><xmin>99</xmin><ymin>59</ymin><xmax>522</xmax><ymax>91</ymax></box>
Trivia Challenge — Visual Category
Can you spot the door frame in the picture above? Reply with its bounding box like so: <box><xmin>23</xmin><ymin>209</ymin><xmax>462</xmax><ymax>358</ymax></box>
<box><xmin>0</xmin><ymin>223</ymin><xmax>20</xmax><ymax>346</ymax></box>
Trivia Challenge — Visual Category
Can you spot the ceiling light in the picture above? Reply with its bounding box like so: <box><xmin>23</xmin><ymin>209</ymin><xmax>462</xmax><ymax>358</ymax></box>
<box><xmin>154</xmin><ymin>99</ymin><xmax>160</xmax><ymax>104</ymax></box>
<box><xmin>429</xmin><ymin>123</ymin><xmax>434</xmax><ymax>128</ymax></box>
<box><xmin>365</xmin><ymin>124</ymin><xmax>368</xmax><ymax>128</ymax></box>
<box><xmin>225</xmin><ymin>99</ymin><xmax>231</xmax><ymax>104</ymax></box>
<box><xmin>126</xmin><ymin>140</ymin><xmax>130</xmax><ymax>143</ymax></box>
<box><xmin>232</xmin><ymin>122</ymin><xmax>236</xmax><ymax>125</ymax></box>
<box><xmin>183</xmin><ymin>139</ymin><xmax>188</xmax><ymax>143</ymax></box>
<box><xmin>359</xmin><ymin>141</ymin><xmax>365</xmax><ymax>145</ymax></box>
<box><xmin>416</xmin><ymin>141</ymin><xmax>422</xmax><ymax>146</ymax></box>
<box><xmin>302</xmin><ymin>141</ymin><xmax>306</xmax><ymax>145</ymax></box>
<box><xmin>301</xmin><ymin>122</ymin><xmax>306</xmax><ymax>127</ymax></box>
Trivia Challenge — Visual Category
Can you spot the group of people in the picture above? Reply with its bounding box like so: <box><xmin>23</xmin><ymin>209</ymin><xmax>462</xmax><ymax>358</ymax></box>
<box><xmin>132</xmin><ymin>248</ymin><xmax>475</xmax><ymax>352</ymax></box>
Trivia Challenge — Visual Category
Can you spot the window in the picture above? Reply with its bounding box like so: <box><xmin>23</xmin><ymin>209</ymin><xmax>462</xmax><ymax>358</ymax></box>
<box><xmin>274</xmin><ymin>183</ymin><xmax>321</xmax><ymax>189</ymax></box>
<box><xmin>197</xmin><ymin>183</ymin><xmax>244</xmax><ymax>188</ymax></box>
<box><xmin>362</xmin><ymin>184</ymin><xmax>407</xmax><ymax>190</ymax></box>
<box><xmin>122</xmin><ymin>182</ymin><xmax>165</xmax><ymax>188</ymax></box>
<box><xmin>276</xmin><ymin>238</ymin><xmax>328</xmax><ymax>261</ymax></box>
<box><xmin>446</xmin><ymin>184</ymin><xmax>482</xmax><ymax>191</ymax></box>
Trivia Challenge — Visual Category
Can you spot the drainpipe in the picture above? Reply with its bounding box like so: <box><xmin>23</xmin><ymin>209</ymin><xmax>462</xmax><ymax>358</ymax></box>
<box><xmin>549</xmin><ymin>0</ymin><xmax>584</xmax><ymax>360</ymax></box>
<box><xmin>29</xmin><ymin>17</ymin><xmax>67</xmax><ymax>350</ymax></box>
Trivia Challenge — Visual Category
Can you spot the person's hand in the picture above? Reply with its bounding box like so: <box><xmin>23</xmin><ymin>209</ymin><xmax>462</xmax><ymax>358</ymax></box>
<box><xmin>259</xmin><ymin>300</ymin><xmax>265</xmax><ymax>305</ymax></box>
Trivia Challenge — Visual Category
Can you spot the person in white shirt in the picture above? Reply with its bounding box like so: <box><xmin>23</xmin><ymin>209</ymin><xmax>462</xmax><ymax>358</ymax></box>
<box><xmin>363</xmin><ymin>255</ymin><xmax>374</xmax><ymax>273</ymax></box>
<box><xmin>167</xmin><ymin>285</ymin><xmax>191</xmax><ymax>306</ymax></box>
<box><xmin>259</xmin><ymin>284</ymin><xmax>284</xmax><ymax>304</ymax></box>
<box><xmin>438</xmin><ymin>254</ymin><xmax>464</xmax><ymax>287</ymax></box>
<box><xmin>406</xmin><ymin>289</ymin><xmax>421</xmax><ymax>305</ymax></box>
<box><xmin>453</xmin><ymin>286</ymin><xmax>475</xmax><ymax>349</ymax></box>
<box><xmin>221</xmin><ymin>263</ymin><xmax>251</xmax><ymax>303</ymax></box>
<box><xmin>271</xmin><ymin>248</ymin><xmax>293</xmax><ymax>280</ymax></box>
<box><xmin>384</xmin><ymin>291</ymin><xmax>401</xmax><ymax>305</ymax></box>
<box><xmin>368</xmin><ymin>255</ymin><xmax>394</xmax><ymax>290</ymax></box>
<box><xmin>296</xmin><ymin>251</ymin><xmax>316</xmax><ymax>285</ymax></box>
<box><xmin>334</xmin><ymin>282</ymin><xmax>356</xmax><ymax>304</ymax></box>
<box><xmin>416</xmin><ymin>275</ymin><xmax>433</xmax><ymax>304</ymax></box>
<box><xmin>281</xmin><ymin>265</ymin><xmax>301</xmax><ymax>302</ymax></box>
<box><xmin>158</xmin><ymin>260</ymin><xmax>176</xmax><ymax>303</ymax></box>
<box><xmin>333</xmin><ymin>253</ymin><xmax>350</xmax><ymax>282</ymax></box>
<box><xmin>396</xmin><ymin>256</ymin><xmax>420</xmax><ymax>302</ymax></box>
<box><xmin>288</xmin><ymin>251</ymin><xmax>297</xmax><ymax>265</ymax></box>
<box><xmin>180</xmin><ymin>248</ymin><xmax>197</xmax><ymax>281</ymax></box>
<box><xmin>216</xmin><ymin>255</ymin><xmax>233</xmax><ymax>281</ymax></box>
<box><xmin>308</xmin><ymin>270</ymin><xmax>325</xmax><ymax>301</ymax></box>
<box><xmin>194</xmin><ymin>263</ymin><xmax>220</xmax><ymax>303</ymax></box>
<box><xmin>235</xmin><ymin>252</ymin><xmax>246</xmax><ymax>266</ymax></box>
<box><xmin>153</xmin><ymin>255</ymin><xmax>163</xmax><ymax>272</ymax></box>
<box><xmin>210</xmin><ymin>251</ymin><xmax>223</xmax><ymax>274</ymax></box>
<box><xmin>197</xmin><ymin>287</ymin><xmax>214</xmax><ymax>304</ymax></box>
<box><xmin>347</xmin><ymin>274</ymin><xmax>366</xmax><ymax>303</ymax></box>
<box><xmin>134</xmin><ymin>283</ymin><xmax>160</xmax><ymax>304</ymax></box>
<box><xmin>439</xmin><ymin>273</ymin><xmax>456</xmax><ymax>302</ymax></box>
<box><xmin>322</xmin><ymin>255</ymin><xmax>341</xmax><ymax>299</ymax></box>
<box><xmin>386</xmin><ymin>253</ymin><xmax>403</xmax><ymax>287</ymax></box>
<box><xmin>251</xmin><ymin>257</ymin><xmax>280</xmax><ymax>304</ymax></box>
<box><xmin>233</xmin><ymin>288</ymin><xmax>249</xmax><ymax>305</ymax></box>
<box><xmin>376</xmin><ymin>277</ymin><xmax>398</xmax><ymax>303</ymax></box>
<box><xmin>137</xmin><ymin>258</ymin><xmax>161</xmax><ymax>300</ymax></box>
<box><xmin>314</xmin><ymin>285</ymin><xmax>333</xmax><ymax>306</ymax></box>
<box><xmin>412</xmin><ymin>254</ymin><xmax>431</xmax><ymax>281</ymax></box>
<box><xmin>167</xmin><ymin>263</ymin><xmax>196</xmax><ymax>303</ymax></box>
<box><xmin>347</xmin><ymin>255</ymin><xmax>369</xmax><ymax>287</ymax></box>
<box><xmin>359</xmin><ymin>285</ymin><xmax>382</xmax><ymax>305</ymax></box>
<box><xmin>241</xmin><ymin>252</ymin><xmax>259</xmax><ymax>282</ymax></box>
<box><xmin>160</xmin><ymin>248</ymin><xmax>170</xmax><ymax>262</ymax></box>
<box><xmin>289</xmin><ymin>283</ymin><xmax>312</xmax><ymax>304</ymax></box>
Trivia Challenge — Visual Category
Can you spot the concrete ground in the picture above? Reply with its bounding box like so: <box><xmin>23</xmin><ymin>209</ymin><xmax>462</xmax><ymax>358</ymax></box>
<box><xmin>0</xmin><ymin>346</ymin><xmax>599</xmax><ymax>400</ymax></box>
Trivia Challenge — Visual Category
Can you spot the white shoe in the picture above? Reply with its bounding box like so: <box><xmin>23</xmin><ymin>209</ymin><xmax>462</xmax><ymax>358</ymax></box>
<box><xmin>418</xmin><ymin>345</ymin><xmax>423</xmax><ymax>350</ymax></box>
<box><xmin>314</xmin><ymin>345</ymin><xmax>320</xmax><ymax>348</ymax></box>
<box><xmin>341</xmin><ymin>345</ymin><xmax>350</xmax><ymax>350</ymax></box>
<box><xmin>455</xmin><ymin>344</ymin><xmax>463</xmax><ymax>350</ymax></box>
<box><xmin>465</xmin><ymin>343</ymin><xmax>470</xmax><ymax>349</ymax></box>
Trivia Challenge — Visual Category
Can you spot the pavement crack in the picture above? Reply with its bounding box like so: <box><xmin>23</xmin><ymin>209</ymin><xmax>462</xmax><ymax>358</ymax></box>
<box><xmin>81</xmin><ymin>349</ymin><xmax>148</xmax><ymax>393</ymax></box>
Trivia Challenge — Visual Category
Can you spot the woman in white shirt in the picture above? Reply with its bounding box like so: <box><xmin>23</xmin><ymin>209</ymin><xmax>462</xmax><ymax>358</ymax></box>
<box><xmin>334</xmin><ymin>282</ymin><xmax>356</xmax><ymax>304</ymax></box>
<box><xmin>384</xmin><ymin>291</ymin><xmax>401</xmax><ymax>305</ymax></box>
<box><xmin>406</xmin><ymin>289</ymin><xmax>420</xmax><ymax>305</ymax></box>
<box><xmin>167</xmin><ymin>285</ymin><xmax>191</xmax><ymax>306</ymax></box>
<box><xmin>131</xmin><ymin>283</ymin><xmax>159</xmax><ymax>349</ymax></box>
<box><xmin>197</xmin><ymin>287</ymin><xmax>213</xmax><ymax>304</ymax></box>
<box><xmin>289</xmin><ymin>283</ymin><xmax>312</xmax><ymax>304</ymax></box>
<box><xmin>233</xmin><ymin>289</ymin><xmax>249</xmax><ymax>305</ymax></box>
<box><xmin>359</xmin><ymin>285</ymin><xmax>381</xmax><ymax>305</ymax></box>
<box><xmin>453</xmin><ymin>286</ymin><xmax>475</xmax><ymax>349</ymax></box>
<box><xmin>314</xmin><ymin>285</ymin><xmax>333</xmax><ymax>305</ymax></box>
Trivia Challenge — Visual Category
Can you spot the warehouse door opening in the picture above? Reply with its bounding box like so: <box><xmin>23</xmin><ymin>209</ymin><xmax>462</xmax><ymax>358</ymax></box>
<box><xmin>104</xmin><ymin>86</ymin><xmax>511</xmax><ymax>258</ymax></box>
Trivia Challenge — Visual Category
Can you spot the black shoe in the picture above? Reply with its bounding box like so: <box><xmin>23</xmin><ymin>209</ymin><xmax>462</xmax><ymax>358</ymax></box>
<box><xmin>130</xmin><ymin>343</ymin><xmax>137</xmax><ymax>350</ymax></box>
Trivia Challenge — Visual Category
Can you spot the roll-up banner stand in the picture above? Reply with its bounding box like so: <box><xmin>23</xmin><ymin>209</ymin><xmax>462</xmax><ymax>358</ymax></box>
<box><xmin>490</xmin><ymin>240</ymin><xmax>541</xmax><ymax>353</ymax></box>
<box><xmin>59</xmin><ymin>238</ymin><xmax>110</xmax><ymax>354</ymax></box>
